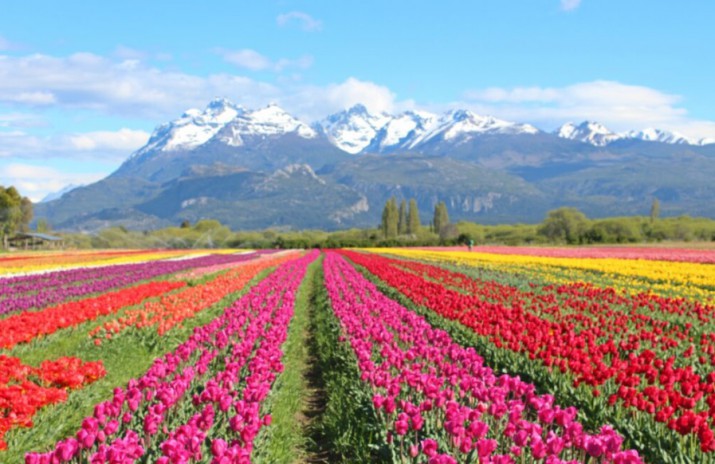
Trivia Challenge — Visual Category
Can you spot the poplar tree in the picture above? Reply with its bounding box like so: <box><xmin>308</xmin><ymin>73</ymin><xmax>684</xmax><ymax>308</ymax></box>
<box><xmin>433</xmin><ymin>201</ymin><xmax>449</xmax><ymax>235</ymax></box>
<box><xmin>398</xmin><ymin>199</ymin><xmax>408</xmax><ymax>235</ymax></box>
<box><xmin>650</xmin><ymin>198</ymin><xmax>660</xmax><ymax>223</ymax></box>
<box><xmin>407</xmin><ymin>199</ymin><xmax>420</xmax><ymax>234</ymax></box>
<box><xmin>381</xmin><ymin>197</ymin><xmax>399</xmax><ymax>239</ymax></box>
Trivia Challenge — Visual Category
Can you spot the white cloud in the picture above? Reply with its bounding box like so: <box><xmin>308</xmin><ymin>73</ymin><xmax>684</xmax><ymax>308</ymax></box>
<box><xmin>0</xmin><ymin>127</ymin><xmax>149</xmax><ymax>161</ymax></box>
<box><xmin>276</xmin><ymin>11</ymin><xmax>322</xmax><ymax>32</ymax></box>
<box><xmin>462</xmin><ymin>80</ymin><xmax>715</xmax><ymax>140</ymax></box>
<box><xmin>0</xmin><ymin>163</ymin><xmax>104</xmax><ymax>202</ymax></box>
<box><xmin>222</xmin><ymin>49</ymin><xmax>273</xmax><ymax>71</ymax></box>
<box><xmin>220</xmin><ymin>48</ymin><xmax>313</xmax><ymax>72</ymax></box>
<box><xmin>0</xmin><ymin>52</ymin><xmax>401</xmax><ymax>123</ymax></box>
<box><xmin>560</xmin><ymin>0</ymin><xmax>581</xmax><ymax>11</ymax></box>
<box><xmin>0</xmin><ymin>53</ymin><xmax>282</xmax><ymax>119</ymax></box>
<box><xmin>68</xmin><ymin>128</ymin><xmax>149</xmax><ymax>151</ymax></box>
<box><xmin>0</xmin><ymin>113</ymin><xmax>47</xmax><ymax>129</ymax></box>
<box><xmin>282</xmin><ymin>77</ymin><xmax>404</xmax><ymax>121</ymax></box>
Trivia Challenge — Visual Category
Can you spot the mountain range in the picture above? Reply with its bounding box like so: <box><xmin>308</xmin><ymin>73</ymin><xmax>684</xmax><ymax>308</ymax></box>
<box><xmin>36</xmin><ymin>98</ymin><xmax>715</xmax><ymax>231</ymax></box>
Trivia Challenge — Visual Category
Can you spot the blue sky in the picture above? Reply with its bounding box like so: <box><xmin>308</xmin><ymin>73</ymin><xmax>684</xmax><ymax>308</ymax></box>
<box><xmin>1</xmin><ymin>0</ymin><xmax>714</xmax><ymax>200</ymax></box>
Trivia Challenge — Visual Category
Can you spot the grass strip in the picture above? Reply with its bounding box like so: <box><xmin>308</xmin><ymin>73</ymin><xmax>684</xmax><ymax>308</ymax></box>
<box><xmin>251</xmin><ymin>257</ymin><xmax>320</xmax><ymax>463</ymax></box>
<box><xmin>305</xmin><ymin>257</ymin><xmax>391</xmax><ymax>463</ymax></box>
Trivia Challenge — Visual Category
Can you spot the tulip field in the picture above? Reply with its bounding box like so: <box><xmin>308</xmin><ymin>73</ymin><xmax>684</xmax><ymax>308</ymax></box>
<box><xmin>2</xmin><ymin>246</ymin><xmax>715</xmax><ymax>462</ymax></box>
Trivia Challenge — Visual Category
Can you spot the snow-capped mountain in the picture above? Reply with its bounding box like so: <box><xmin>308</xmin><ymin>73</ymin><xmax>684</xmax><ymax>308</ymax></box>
<box><xmin>216</xmin><ymin>103</ymin><xmax>316</xmax><ymax>147</ymax></box>
<box><xmin>133</xmin><ymin>99</ymin><xmax>316</xmax><ymax>158</ymax></box>
<box><xmin>626</xmin><ymin>128</ymin><xmax>692</xmax><ymax>145</ymax></box>
<box><xmin>129</xmin><ymin>98</ymin><xmax>713</xmax><ymax>163</ymax></box>
<box><xmin>365</xmin><ymin>110</ymin><xmax>438</xmax><ymax>153</ymax></box>
<box><xmin>555</xmin><ymin>121</ymin><xmax>623</xmax><ymax>147</ymax></box>
<box><xmin>317</xmin><ymin>104</ymin><xmax>392</xmax><ymax>154</ymax></box>
<box><xmin>555</xmin><ymin>121</ymin><xmax>715</xmax><ymax>147</ymax></box>
<box><xmin>408</xmin><ymin>109</ymin><xmax>540</xmax><ymax>147</ymax></box>
<box><xmin>319</xmin><ymin>106</ymin><xmax>539</xmax><ymax>154</ymax></box>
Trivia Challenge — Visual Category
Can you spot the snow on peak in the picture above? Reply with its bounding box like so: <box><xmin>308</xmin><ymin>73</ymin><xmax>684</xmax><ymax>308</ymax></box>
<box><xmin>409</xmin><ymin>109</ymin><xmax>539</xmax><ymax>147</ymax></box>
<box><xmin>555</xmin><ymin>121</ymin><xmax>621</xmax><ymax>146</ymax></box>
<box><xmin>217</xmin><ymin>103</ymin><xmax>317</xmax><ymax>147</ymax></box>
<box><xmin>134</xmin><ymin>98</ymin><xmax>245</xmax><ymax>156</ymax></box>
<box><xmin>320</xmin><ymin>105</ymin><xmax>393</xmax><ymax>154</ymax></box>
<box><xmin>371</xmin><ymin>110</ymin><xmax>437</xmax><ymax>151</ymax></box>
<box><xmin>131</xmin><ymin>99</ymin><xmax>318</xmax><ymax>156</ymax></box>
<box><xmin>626</xmin><ymin>128</ymin><xmax>692</xmax><ymax>145</ymax></box>
<box><xmin>320</xmin><ymin>106</ymin><xmax>538</xmax><ymax>154</ymax></box>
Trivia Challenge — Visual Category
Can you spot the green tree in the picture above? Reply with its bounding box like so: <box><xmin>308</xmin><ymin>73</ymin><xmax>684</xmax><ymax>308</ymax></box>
<box><xmin>538</xmin><ymin>207</ymin><xmax>589</xmax><ymax>244</ymax></box>
<box><xmin>433</xmin><ymin>201</ymin><xmax>449</xmax><ymax>236</ymax></box>
<box><xmin>398</xmin><ymin>199</ymin><xmax>408</xmax><ymax>235</ymax></box>
<box><xmin>407</xmin><ymin>199</ymin><xmax>421</xmax><ymax>234</ymax></box>
<box><xmin>19</xmin><ymin>197</ymin><xmax>33</xmax><ymax>233</ymax></box>
<box><xmin>381</xmin><ymin>197</ymin><xmax>398</xmax><ymax>239</ymax></box>
<box><xmin>0</xmin><ymin>186</ymin><xmax>23</xmax><ymax>248</ymax></box>
<box><xmin>650</xmin><ymin>198</ymin><xmax>660</xmax><ymax>223</ymax></box>
<box><xmin>36</xmin><ymin>218</ymin><xmax>51</xmax><ymax>233</ymax></box>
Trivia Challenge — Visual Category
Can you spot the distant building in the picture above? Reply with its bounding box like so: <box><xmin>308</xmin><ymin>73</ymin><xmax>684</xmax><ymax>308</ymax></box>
<box><xmin>7</xmin><ymin>233</ymin><xmax>65</xmax><ymax>250</ymax></box>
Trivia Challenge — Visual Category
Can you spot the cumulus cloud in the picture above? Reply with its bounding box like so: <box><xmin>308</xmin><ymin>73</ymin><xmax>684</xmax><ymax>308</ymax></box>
<box><xmin>281</xmin><ymin>77</ymin><xmax>406</xmax><ymax>121</ymax></box>
<box><xmin>220</xmin><ymin>48</ymin><xmax>313</xmax><ymax>72</ymax></box>
<box><xmin>0</xmin><ymin>163</ymin><xmax>104</xmax><ymax>202</ymax></box>
<box><xmin>560</xmin><ymin>0</ymin><xmax>581</xmax><ymax>11</ymax></box>
<box><xmin>463</xmin><ymin>80</ymin><xmax>715</xmax><ymax>140</ymax></box>
<box><xmin>68</xmin><ymin>128</ymin><xmax>149</xmax><ymax>152</ymax></box>
<box><xmin>0</xmin><ymin>53</ymin><xmax>283</xmax><ymax>119</ymax></box>
<box><xmin>0</xmin><ymin>127</ymin><xmax>149</xmax><ymax>160</ymax></box>
<box><xmin>0</xmin><ymin>51</ymin><xmax>407</xmax><ymax>123</ymax></box>
<box><xmin>276</xmin><ymin>11</ymin><xmax>322</xmax><ymax>32</ymax></box>
<box><xmin>0</xmin><ymin>113</ymin><xmax>47</xmax><ymax>129</ymax></box>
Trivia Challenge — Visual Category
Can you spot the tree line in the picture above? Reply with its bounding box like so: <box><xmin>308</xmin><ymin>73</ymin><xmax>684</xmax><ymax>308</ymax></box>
<box><xmin>381</xmin><ymin>198</ymin><xmax>454</xmax><ymax>240</ymax></box>
<box><xmin>10</xmin><ymin>183</ymin><xmax>715</xmax><ymax>250</ymax></box>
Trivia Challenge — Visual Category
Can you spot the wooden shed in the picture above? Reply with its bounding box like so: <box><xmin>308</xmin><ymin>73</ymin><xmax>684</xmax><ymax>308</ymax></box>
<box><xmin>7</xmin><ymin>233</ymin><xmax>65</xmax><ymax>250</ymax></box>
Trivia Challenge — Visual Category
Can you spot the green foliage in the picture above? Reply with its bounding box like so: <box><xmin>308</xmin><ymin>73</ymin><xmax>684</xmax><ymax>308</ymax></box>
<box><xmin>407</xmin><ymin>198</ymin><xmax>420</xmax><ymax>234</ymax></box>
<box><xmin>650</xmin><ymin>198</ymin><xmax>660</xmax><ymax>223</ymax></box>
<box><xmin>380</xmin><ymin>197</ymin><xmax>398</xmax><ymax>239</ymax></box>
<box><xmin>36</xmin><ymin>218</ymin><xmax>51</xmax><ymax>233</ymax></box>
<box><xmin>309</xmin><ymin>263</ymin><xmax>390</xmax><ymax>462</ymax></box>
<box><xmin>397</xmin><ymin>199</ymin><xmax>407</xmax><ymax>235</ymax></box>
<box><xmin>53</xmin><ymin>208</ymin><xmax>715</xmax><ymax>250</ymax></box>
<box><xmin>538</xmin><ymin>207</ymin><xmax>589</xmax><ymax>244</ymax></box>
<box><xmin>0</xmin><ymin>185</ymin><xmax>32</xmax><ymax>246</ymax></box>
<box><xmin>252</xmin><ymin>259</ymin><xmax>319</xmax><ymax>463</ymax></box>
<box><xmin>433</xmin><ymin>201</ymin><xmax>449</xmax><ymax>236</ymax></box>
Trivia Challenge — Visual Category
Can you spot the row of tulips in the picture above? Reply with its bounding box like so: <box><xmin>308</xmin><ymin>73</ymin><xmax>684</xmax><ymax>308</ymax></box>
<box><xmin>423</xmin><ymin>245</ymin><xmax>715</xmax><ymax>264</ymax></box>
<box><xmin>0</xmin><ymin>253</ymin><xmax>261</xmax><ymax>316</ymax></box>
<box><xmin>323</xmin><ymin>251</ymin><xmax>642</xmax><ymax>463</ymax></box>
<box><xmin>343</xmin><ymin>250</ymin><xmax>715</xmax><ymax>452</ymax></box>
<box><xmin>0</xmin><ymin>249</ymin><xmax>215</xmax><ymax>276</ymax></box>
<box><xmin>170</xmin><ymin>251</ymin><xmax>277</xmax><ymax>280</ymax></box>
<box><xmin>25</xmin><ymin>251</ymin><xmax>318</xmax><ymax>464</ymax></box>
<box><xmin>378</xmin><ymin>249</ymin><xmax>715</xmax><ymax>302</ymax></box>
<box><xmin>0</xmin><ymin>355</ymin><xmax>106</xmax><ymax>451</ymax></box>
<box><xmin>0</xmin><ymin>280</ymin><xmax>185</xmax><ymax>349</ymax></box>
<box><xmin>89</xmin><ymin>251</ymin><xmax>299</xmax><ymax>342</ymax></box>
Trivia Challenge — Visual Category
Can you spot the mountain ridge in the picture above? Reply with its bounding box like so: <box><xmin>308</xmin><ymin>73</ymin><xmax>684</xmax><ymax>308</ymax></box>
<box><xmin>34</xmin><ymin>98</ymin><xmax>715</xmax><ymax>232</ymax></box>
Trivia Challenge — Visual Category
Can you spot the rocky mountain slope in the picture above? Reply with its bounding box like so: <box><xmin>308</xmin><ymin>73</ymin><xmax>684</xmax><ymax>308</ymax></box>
<box><xmin>35</xmin><ymin>98</ymin><xmax>715</xmax><ymax>231</ymax></box>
